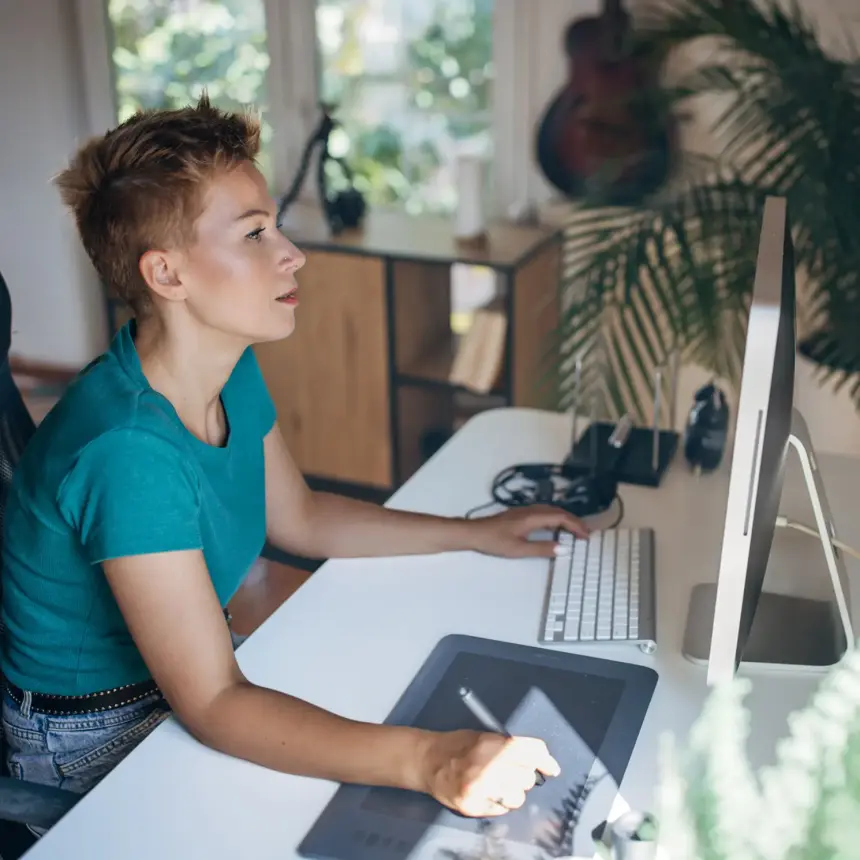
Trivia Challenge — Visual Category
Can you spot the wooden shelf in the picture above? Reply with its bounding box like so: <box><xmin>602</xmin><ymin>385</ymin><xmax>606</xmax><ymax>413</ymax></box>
<box><xmin>396</xmin><ymin>337</ymin><xmax>507</xmax><ymax>397</ymax></box>
<box><xmin>398</xmin><ymin>339</ymin><xmax>458</xmax><ymax>386</ymax></box>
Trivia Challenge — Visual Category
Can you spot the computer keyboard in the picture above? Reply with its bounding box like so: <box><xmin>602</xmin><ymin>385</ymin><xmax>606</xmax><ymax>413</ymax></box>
<box><xmin>539</xmin><ymin>528</ymin><xmax>657</xmax><ymax>653</ymax></box>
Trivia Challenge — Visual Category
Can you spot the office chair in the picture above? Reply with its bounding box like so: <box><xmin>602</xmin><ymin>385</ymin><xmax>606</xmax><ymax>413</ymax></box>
<box><xmin>0</xmin><ymin>271</ymin><xmax>82</xmax><ymax>858</ymax></box>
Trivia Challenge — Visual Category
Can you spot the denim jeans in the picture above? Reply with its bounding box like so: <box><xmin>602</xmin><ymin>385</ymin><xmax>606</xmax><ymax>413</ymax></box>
<box><xmin>2</xmin><ymin>628</ymin><xmax>247</xmax><ymax>804</ymax></box>
<box><xmin>2</xmin><ymin>689</ymin><xmax>171</xmax><ymax>796</ymax></box>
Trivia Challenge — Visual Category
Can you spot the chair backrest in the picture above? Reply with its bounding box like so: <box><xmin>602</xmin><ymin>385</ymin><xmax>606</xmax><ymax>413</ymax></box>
<box><xmin>0</xmin><ymin>270</ymin><xmax>37</xmax><ymax>638</ymax></box>
<box><xmin>0</xmin><ymin>271</ymin><xmax>36</xmax><ymax>552</ymax></box>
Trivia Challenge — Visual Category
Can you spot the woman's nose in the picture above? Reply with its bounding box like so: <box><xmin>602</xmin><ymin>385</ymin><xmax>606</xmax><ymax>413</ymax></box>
<box><xmin>279</xmin><ymin>235</ymin><xmax>306</xmax><ymax>271</ymax></box>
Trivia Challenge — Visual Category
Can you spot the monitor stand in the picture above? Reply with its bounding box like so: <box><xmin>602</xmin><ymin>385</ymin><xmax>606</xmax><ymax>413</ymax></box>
<box><xmin>682</xmin><ymin>408</ymin><xmax>854</xmax><ymax>672</ymax></box>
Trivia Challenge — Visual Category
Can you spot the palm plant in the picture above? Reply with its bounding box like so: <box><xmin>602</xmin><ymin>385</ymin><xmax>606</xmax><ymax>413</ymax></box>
<box><xmin>554</xmin><ymin>0</ymin><xmax>860</xmax><ymax>423</ymax></box>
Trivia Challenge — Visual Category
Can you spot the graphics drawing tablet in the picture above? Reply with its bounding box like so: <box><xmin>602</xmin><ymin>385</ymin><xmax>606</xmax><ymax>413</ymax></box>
<box><xmin>297</xmin><ymin>634</ymin><xmax>658</xmax><ymax>860</ymax></box>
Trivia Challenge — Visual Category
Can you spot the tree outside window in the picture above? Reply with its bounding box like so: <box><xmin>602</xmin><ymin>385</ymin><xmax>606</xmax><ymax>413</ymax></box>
<box><xmin>105</xmin><ymin>0</ymin><xmax>274</xmax><ymax>183</ymax></box>
<box><xmin>316</xmin><ymin>0</ymin><xmax>494</xmax><ymax>216</ymax></box>
<box><xmin>105</xmin><ymin>0</ymin><xmax>493</xmax><ymax>215</ymax></box>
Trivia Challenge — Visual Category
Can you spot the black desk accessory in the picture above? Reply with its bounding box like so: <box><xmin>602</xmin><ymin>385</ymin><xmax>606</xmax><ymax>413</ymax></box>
<box><xmin>479</xmin><ymin>405</ymin><xmax>639</xmax><ymax>522</ymax></box>
<box><xmin>564</xmin><ymin>357</ymin><xmax>679</xmax><ymax>488</ymax></box>
<box><xmin>489</xmin><ymin>459</ymin><xmax>619</xmax><ymax>520</ymax></box>
<box><xmin>682</xmin><ymin>381</ymin><xmax>729</xmax><ymax>473</ymax></box>
<box><xmin>276</xmin><ymin>104</ymin><xmax>366</xmax><ymax>235</ymax></box>
<box><xmin>298</xmin><ymin>635</ymin><xmax>658</xmax><ymax>860</ymax></box>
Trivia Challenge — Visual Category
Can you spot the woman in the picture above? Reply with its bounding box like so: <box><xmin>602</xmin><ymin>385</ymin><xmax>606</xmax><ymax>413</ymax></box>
<box><xmin>1</xmin><ymin>96</ymin><xmax>585</xmax><ymax>820</ymax></box>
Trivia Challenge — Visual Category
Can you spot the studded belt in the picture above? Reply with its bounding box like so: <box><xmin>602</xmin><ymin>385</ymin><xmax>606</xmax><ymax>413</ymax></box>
<box><xmin>3</xmin><ymin>676</ymin><xmax>163</xmax><ymax>716</ymax></box>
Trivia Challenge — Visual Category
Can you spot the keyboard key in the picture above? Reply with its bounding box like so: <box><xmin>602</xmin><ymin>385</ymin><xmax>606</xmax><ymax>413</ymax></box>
<box><xmin>541</xmin><ymin>527</ymin><xmax>654</xmax><ymax>648</ymax></box>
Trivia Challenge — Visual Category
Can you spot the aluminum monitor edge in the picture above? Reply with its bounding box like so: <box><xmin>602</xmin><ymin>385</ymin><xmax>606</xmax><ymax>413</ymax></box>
<box><xmin>706</xmin><ymin>196</ymin><xmax>792</xmax><ymax>686</ymax></box>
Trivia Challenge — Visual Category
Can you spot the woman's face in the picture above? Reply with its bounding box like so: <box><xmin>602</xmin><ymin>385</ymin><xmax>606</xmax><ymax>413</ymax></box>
<box><xmin>172</xmin><ymin>160</ymin><xmax>306</xmax><ymax>343</ymax></box>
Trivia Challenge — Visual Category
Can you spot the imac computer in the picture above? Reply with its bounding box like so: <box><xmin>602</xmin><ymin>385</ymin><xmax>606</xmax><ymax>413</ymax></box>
<box><xmin>682</xmin><ymin>196</ymin><xmax>854</xmax><ymax>685</ymax></box>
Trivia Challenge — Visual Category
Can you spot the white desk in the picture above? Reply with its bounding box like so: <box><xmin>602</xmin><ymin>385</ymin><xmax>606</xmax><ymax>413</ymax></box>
<box><xmin>23</xmin><ymin>407</ymin><xmax>860</xmax><ymax>859</ymax></box>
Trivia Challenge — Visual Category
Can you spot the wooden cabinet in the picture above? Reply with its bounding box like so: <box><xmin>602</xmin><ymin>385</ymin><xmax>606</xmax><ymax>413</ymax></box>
<box><xmin>104</xmin><ymin>203</ymin><xmax>562</xmax><ymax>495</ymax></box>
<box><xmin>267</xmin><ymin>204</ymin><xmax>562</xmax><ymax>492</ymax></box>
<box><xmin>254</xmin><ymin>252</ymin><xmax>393</xmax><ymax>488</ymax></box>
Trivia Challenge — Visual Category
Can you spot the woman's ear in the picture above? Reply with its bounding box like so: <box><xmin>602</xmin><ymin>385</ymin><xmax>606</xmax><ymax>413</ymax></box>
<box><xmin>139</xmin><ymin>250</ymin><xmax>186</xmax><ymax>302</ymax></box>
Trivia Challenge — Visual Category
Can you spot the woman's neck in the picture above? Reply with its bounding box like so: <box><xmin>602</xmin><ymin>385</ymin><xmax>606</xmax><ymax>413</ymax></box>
<box><xmin>133</xmin><ymin>315</ymin><xmax>248</xmax><ymax>446</ymax></box>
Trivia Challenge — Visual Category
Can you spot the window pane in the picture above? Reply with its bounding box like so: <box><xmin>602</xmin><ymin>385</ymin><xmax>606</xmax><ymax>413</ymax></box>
<box><xmin>316</xmin><ymin>0</ymin><xmax>494</xmax><ymax>215</ymax></box>
<box><xmin>105</xmin><ymin>0</ymin><xmax>274</xmax><ymax>182</ymax></box>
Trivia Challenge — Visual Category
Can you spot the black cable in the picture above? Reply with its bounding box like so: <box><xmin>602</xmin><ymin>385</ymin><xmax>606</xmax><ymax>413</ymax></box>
<box><xmin>608</xmin><ymin>494</ymin><xmax>625</xmax><ymax>529</ymax></box>
<box><xmin>464</xmin><ymin>491</ymin><xmax>625</xmax><ymax>529</ymax></box>
<box><xmin>464</xmin><ymin>500</ymin><xmax>502</xmax><ymax>520</ymax></box>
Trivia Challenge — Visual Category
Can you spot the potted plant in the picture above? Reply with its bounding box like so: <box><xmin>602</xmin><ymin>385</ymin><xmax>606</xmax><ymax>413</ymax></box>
<box><xmin>652</xmin><ymin>647</ymin><xmax>860</xmax><ymax>859</ymax></box>
<box><xmin>553</xmin><ymin>0</ymin><xmax>860</xmax><ymax>421</ymax></box>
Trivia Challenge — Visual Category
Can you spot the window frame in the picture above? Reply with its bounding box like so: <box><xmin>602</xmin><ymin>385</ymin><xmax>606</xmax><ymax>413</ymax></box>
<box><xmin>73</xmin><ymin>0</ymin><xmax>528</xmax><ymax>215</ymax></box>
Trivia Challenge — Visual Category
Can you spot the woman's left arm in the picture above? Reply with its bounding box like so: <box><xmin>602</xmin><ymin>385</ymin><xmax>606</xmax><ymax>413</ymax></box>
<box><xmin>263</xmin><ymin>426</ymin><xmax>587</xmax><ymax>561</ymax></box>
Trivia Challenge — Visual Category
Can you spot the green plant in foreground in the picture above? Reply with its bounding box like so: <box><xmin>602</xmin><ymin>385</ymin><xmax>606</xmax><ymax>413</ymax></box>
<box><xmin>655</xmin><ymin>646</ymin><xmax>860</xmax><ymax>859</ymax></box>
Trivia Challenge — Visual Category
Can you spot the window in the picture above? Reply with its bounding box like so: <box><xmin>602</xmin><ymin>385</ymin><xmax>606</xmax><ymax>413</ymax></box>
<box><xmin>104</xmin><ymin>0</ymin><xmax>275</xmax><ymax>181</ymax></box>
<box><xmin>314</xmin><ymin>0</ymin><xmax>494</xmax><ymax>215</ymax></box>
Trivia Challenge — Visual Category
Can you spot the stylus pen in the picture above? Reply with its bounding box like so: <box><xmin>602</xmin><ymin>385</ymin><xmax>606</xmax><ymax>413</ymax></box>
<box><xmin>458</xmin><ymin>687</ymin><xmax>546</xmax><ymax>786</ymax></box>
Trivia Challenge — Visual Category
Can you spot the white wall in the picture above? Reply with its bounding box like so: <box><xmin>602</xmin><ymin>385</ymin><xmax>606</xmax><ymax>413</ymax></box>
<box><xmin>0</xmin><ymin>0</ymin><xmax>107</xmax><ymax>367</ymax></box>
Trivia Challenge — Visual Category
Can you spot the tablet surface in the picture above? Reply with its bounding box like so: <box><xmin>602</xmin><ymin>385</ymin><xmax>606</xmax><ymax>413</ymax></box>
<box><xmin>298</xmin><ymin>635</ymin><xmax>658</xmax><ymax>860</ymax></box>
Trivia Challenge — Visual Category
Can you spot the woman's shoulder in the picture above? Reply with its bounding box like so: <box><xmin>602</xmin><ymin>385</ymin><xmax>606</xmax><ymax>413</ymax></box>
<box><xmin>19</xmin><ymin>353</ymin><xmax>184</xmax><ymax>483</ymax></box>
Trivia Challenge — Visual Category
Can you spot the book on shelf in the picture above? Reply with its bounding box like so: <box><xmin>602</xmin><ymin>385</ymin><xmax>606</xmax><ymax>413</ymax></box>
<box><xmin>448</xmin><ymin>304</ymin><xmax>507</xmax><ymax>394</ymax></box>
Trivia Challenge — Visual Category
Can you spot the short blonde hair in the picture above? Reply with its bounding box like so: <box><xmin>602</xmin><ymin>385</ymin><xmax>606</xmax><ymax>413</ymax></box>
<box><xmin>55</xmin><ymin>94</ymin><xmax>261</xmax><ymax>314</ymax></box>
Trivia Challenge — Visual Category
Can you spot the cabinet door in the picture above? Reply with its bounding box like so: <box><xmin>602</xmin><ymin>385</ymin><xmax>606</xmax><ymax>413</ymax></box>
<box><xmin>254</xmin><ymin>251</ymin><xmax>392</xmax><ymax>488</ymax></box>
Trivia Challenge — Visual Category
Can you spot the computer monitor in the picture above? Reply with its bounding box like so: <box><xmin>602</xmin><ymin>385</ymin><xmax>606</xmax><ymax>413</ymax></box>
<box><xmin>682</xmin><ymin>196</ymin><xmax>854</xmax><ymax>684</ymax></box>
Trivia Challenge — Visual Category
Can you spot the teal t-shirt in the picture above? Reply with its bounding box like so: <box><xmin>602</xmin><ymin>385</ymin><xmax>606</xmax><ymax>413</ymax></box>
<box><xmin>1</xmin><ymin>321</ymin><xmax>276</xmax><ymax>695</ymax></box>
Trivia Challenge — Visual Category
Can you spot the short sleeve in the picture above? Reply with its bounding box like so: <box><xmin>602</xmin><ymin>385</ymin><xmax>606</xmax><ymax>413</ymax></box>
<box><xmin>228</xmin><ymin>347</ymin><xmax>276</xmax><ymax>436</ymax></box>
<box><xmin>57</xmin><ymin>429</ymin><xmax>203</xmax><ymax>564</ymax></box>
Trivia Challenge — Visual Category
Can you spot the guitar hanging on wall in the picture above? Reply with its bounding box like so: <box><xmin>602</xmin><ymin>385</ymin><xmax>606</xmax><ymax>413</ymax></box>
<box><xmin>535</xmin><ymin>0</ymin><xmax>676</xmax><ymax>206</ymax></box>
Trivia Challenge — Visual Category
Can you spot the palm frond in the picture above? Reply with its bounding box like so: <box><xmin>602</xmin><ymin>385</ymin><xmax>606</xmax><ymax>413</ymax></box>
<box><xmin>550</xmin><ymin>0</ymin><xmax>860</xmax><ymax>416</ymax></box>
<box><xmin>554</xmin><ymin>171</ymin><xmax>763</xmax><ymax>422</ymax></box>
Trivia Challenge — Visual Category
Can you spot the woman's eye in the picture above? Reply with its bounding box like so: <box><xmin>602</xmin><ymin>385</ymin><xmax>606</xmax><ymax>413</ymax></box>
<box><xmin>246</xmin><ymin>227</ymin><xmax>265</xmax><ymax>242</ymax></box>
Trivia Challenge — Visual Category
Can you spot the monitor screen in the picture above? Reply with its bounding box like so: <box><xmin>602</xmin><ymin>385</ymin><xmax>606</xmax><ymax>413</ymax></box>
<box><xmin>706</xmin><ymin>195</ymin><xmax>796</xmax><ymax>683</ymax></box>
<box><xmin>733</xmin><ymin>215</ymin><xmax>796</xmax><ymax>666</ymax></box>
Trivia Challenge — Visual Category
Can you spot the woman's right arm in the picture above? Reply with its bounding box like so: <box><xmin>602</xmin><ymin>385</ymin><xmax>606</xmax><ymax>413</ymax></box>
<box><xmin>102</xmin><ymin>549</ymin><xmax>560</xmax><ymax>818</ymax></box>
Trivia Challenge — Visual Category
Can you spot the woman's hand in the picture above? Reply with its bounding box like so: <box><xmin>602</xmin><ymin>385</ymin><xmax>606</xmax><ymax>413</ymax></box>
<box><xmin>417</xmin><ymin>729</ymin><xmax>560</xmax><ymax>817</ymax></box>
<box><xmin>465</xmin><ymin>505</ymin><xmax>589</xmax><ymax>558</ymax></box>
